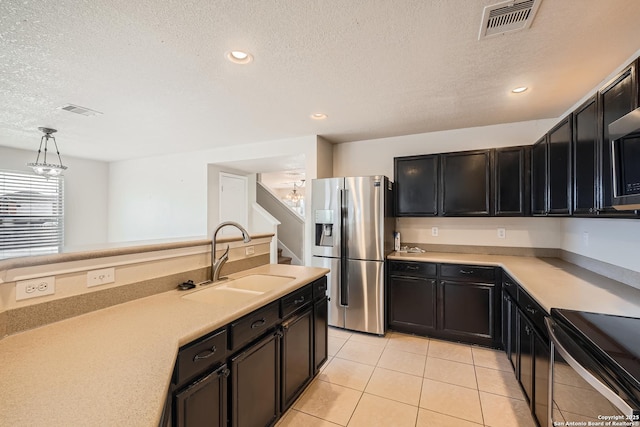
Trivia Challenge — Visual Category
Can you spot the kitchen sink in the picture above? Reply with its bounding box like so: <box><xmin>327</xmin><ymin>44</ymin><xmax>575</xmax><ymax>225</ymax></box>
<box><xmin>182</xmin><ymin>286</ymin><xmax>263</xmax><ymax>306</ymax></box>
<box><xmin>220</xmin><ymin>274</ymin><xmax>295</xmax><ymax>293</ymax></box>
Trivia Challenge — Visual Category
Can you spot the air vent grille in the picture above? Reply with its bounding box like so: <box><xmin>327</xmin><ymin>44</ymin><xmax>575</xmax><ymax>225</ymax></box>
<box><xmin>479</xmin><ymin>0</ymin><xmax>541</xmax><ymax>40</ymax></box>
<box><xmin>58</xmin><ymin>104</ymin><xmax>103</xmax><ymax>116</ymax></box>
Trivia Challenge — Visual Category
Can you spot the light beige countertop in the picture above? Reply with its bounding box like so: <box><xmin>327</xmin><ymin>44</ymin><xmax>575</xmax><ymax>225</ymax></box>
<box><xmin>0</xmin><ymin>264</ymin><xmax>328</xmax><ymax>427</ymax></box>
<box><xmin>389</xmin><ymin>252</ymin><xmax>640</xmax><ymax>317</ymax></box>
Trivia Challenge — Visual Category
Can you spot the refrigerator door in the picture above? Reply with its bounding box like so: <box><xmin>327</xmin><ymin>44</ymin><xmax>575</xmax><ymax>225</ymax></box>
<box><xmin>344</xmin><ymin>259</ymin><xmax>385</xmax><ymax>335</ymax></box>
<box><xmin>311</xmin><ymin>178</ymin><xmax>344</xmax><ymax>258</ymax></box>
<box><xmin>344</xmin><ymin>176</ymin><xmax>387</xmax><ymax>261</ymax></box>
<box><xmin>311</xmin><ymin>256</ymin><xmax>345</xmax><ymax>328</ymax></box>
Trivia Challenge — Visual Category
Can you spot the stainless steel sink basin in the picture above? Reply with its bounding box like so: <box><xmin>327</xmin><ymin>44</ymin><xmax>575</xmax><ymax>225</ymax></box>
<box><xmin>221</xmin><ymin>274</ymin><xmax>295</xmax><ymax>293</ymax></box>
<box><xmin>182</xmin><ymin>286</ymin><xmax>263</xmax><ymax>306</ymax></box>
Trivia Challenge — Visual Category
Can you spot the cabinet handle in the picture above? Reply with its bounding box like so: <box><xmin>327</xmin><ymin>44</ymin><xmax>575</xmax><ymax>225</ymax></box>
<box><xmin>525</xmin><ymin>306</ymin><xmax>537</xmax><ymax>315</ymax></box>
<box><xmin>193</xmin><ymin>346</ymin><xmax>217</xmax><ymax>361</ymax></box>
<box><xmin>525</xmin><ymin>325</ymin><xmax>531</xmax><ymax>335</ymax></box>
<box><xmin>220</xmin><ymin>368</ymin><xmax>230</xmax><ymax>378</ymax></box>
<box><xmin>504</xmin><ymin>282</ymin><xmax>513</xmax><ymax>287</ymax></box>
<box><xmin>294</xmin><ymin>296</ymin><xmax>306</xmax><ymax>305</ymax></box>
<box><xmin>459</xmin><ymin>269</ymin><xmax>474</xmax><ymax>275</ymax></box>
<box><xmin>250</xmin><ymin>318</ymin><xmax>266</xmax><ymax>329</ymax></box>
<box><xmin>406</xmin><ymin>265</ymin><xmax>420</xmax><ymax>270</ymax></box>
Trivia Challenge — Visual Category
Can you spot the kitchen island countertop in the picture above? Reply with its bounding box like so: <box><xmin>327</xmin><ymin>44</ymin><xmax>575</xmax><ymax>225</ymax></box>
<box><xmin>0</xmin><ymin>263</ymin><xmax>328</xmax><ymax>427</ymax></box>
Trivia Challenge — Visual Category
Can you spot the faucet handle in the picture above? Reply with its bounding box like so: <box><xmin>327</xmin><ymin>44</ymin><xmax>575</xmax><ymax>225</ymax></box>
<box><xmin>220</xmin><ymin>244</ymin><xmax>230</xmax><ymax>261</ymax></box>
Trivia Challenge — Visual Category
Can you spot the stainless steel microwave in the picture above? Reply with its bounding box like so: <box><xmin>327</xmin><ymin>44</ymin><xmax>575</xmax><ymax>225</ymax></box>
<box><xmin>609</xmin><ymin>108</ymin><xmax>640</xmax><ymax>210</ymax></box>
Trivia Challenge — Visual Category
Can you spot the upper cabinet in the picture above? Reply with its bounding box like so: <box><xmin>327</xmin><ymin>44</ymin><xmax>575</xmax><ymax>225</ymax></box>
<box><xmin>572</xmin><ymin>96</ymin><xmax>598</xmax><ymax>215</ymax></box>
<box><xmin>440</xmin><ymin>150</ymin><xmax>492</xmax><ymax>216</ymax></box>
<box><xmin>547</xmin><ymin>115</ymin><xmax>573</xmax><ymax>215</ymax></box>
<box><xmin>494</xmin><ymin>146</ymin><xmax>530</xmax><ymax>216</ymax></box>
<box><xmin>395</xmin><ymin>155</ymin><xmax>439</xmax><ymax>216</ymax></box>
<box><xmin>530</xmin><ymin>136</ymin><xmax>548</xmax><ymax>216</ymax></box>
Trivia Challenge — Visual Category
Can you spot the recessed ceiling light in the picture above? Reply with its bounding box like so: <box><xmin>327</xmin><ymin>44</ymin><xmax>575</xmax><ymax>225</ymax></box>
<box><xmin>310</xmin><ymin>113</ymin><xmax>327</xmax><ymax>120</ymax></box>
<box><xmin>512</xmin><ymin>86</ymin><xmax>528</xmax><ymax>93</ymax></box>
<box><xmin>226</xmin><ymin>50</ymin><xmax>253</xmax><ymax>64</ymax></box>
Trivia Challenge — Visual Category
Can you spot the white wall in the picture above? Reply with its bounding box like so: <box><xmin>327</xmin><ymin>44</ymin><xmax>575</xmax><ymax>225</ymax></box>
<box><xmin>0</xmin><ymin>145</ymin><xmax>109</xmax><ymax>247</ymax></box>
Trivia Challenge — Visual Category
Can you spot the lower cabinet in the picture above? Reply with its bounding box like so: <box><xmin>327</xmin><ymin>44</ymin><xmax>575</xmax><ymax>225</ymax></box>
<box><xmin>439</xmin><ymin>280</ymin><xmax>494</xmax><ymax>344</ymax></box>
<box><xmin>281</xmin><ymin>305</ymin><xmax>314</xmax><ymax>412</ymax></box>
<box><xmin>230</xmin><ymin>331</ymin><xmax>281</xmax><ymax>427</ymax></box>
<box><xmin>314</xmin><ymin>296</ymin><xmax>328</xmax><ymax>373</ymax></box>
<box><xmin>174</xmin><ymin>364</ymin><xmax>228</xmax><ymax>427</ymax></box>
<box><xmin>388</xmin><ymin>275</ymin><xmax>437</xmax><ymax>334</ymax></box>
<box><xmin>533</xmin><ymin>332</ymin><xmax>550</xmax><ymax>427</ymax></box>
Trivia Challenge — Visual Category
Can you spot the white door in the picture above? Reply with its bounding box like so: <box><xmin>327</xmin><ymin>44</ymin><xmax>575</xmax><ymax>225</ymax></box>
<box><xmin>219</xmin><ymin>172</ymin><xmax>248</xmax><ymax>236</ymax></box>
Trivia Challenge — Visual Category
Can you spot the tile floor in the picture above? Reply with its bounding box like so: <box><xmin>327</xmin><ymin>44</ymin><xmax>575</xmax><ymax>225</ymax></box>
<box><xmin>276</xmin><ymin>327</ymin><xmax>536</xmax><ymax>427</ymax></box>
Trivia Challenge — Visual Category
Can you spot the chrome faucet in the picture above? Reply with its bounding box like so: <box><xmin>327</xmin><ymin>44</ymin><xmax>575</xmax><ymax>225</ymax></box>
<box><xmin>211</xmin><ymin>221</ymin><xmax>252</xmax><ymax>282</ymax></box>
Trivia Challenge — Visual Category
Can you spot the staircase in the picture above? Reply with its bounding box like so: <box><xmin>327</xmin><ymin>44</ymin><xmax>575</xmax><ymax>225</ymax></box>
<box><xmin>277</xmin><ymin>248</ymin><xmax>292</xmax><ymax>265</ymax></box>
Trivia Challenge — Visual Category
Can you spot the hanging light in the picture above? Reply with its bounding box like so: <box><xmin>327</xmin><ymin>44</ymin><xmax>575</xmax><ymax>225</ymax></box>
<box><xmin>27</xmin><ymin>127</ymin><xmax>68</xmax><ymax>177</ymax></box>
<box><xmin>286</xmin><ymin>182</ymin><xmax>303</xmax><ymax>203</ymax></box>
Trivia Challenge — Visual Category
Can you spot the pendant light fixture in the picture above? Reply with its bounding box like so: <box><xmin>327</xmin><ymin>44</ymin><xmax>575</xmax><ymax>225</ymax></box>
<box><xmin>286</xmin><ymin>182</ymin><xmax>303</xmax><ymax>204</ymax></box>
<box><xmin>27</xmin><ymin>127</ymin><xmax>68</xmax><ymax>177</ymax></box>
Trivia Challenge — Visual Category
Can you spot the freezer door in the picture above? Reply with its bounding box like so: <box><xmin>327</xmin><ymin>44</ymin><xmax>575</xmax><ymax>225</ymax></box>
<box><xmin>344</xmin><ymin>176</ymin><xmax>387</xmax><ymax>261</ymax></box>
<box><xmin>344</xmin><ymin>259</ymin><xmax>385</xmax><ymax>335</ymax></box>
<box><xmin>311</xmin><ymin>178</ymin><xmax>344</xmax><ymax>258</ymax></box>
<box><xmin>311</xmin><ymin>256</ymin><xmax>345</xmax><ymax>328</ymax></box>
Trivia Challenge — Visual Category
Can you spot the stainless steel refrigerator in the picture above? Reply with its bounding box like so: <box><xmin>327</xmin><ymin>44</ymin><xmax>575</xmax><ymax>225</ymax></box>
<box><xmin>311</xmin><ymin>176</ymin><xmax>394</xmax><ymax>335</ymax></box>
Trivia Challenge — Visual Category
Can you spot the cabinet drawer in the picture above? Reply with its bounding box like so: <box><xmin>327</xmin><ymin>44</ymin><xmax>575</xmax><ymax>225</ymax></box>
<box><xmin>440</xmin><ymin>264</ymin><xmax>496</xmax><ymax>283</ymax></box>
<box><xmin>229</xmin><ymin>302</ymin><xmax>280</xmax><ymax>352</ymax></box>
<box><xmin>312</xmin><ymin>276</ymin><xmax>328</xmax><ymax>300</ymax></box>
<box><xmin>503</xmin><ymin>275</ymin><xmax>518</xmax><ymax>299</ymax></box>
<box><xmin>389</xmin><ymin>261</ymin><xmax>437</xmax><ymax>278</ymax></box>
<box><xmin>175</xmin><ymin>328</ymin><xmax>227</xmax><ymax>386</ymax></box>
<box><xmin>518</xmin><ymin>288</ymin><xmax>547</xmax><ymax>337</ymax></box>
<box><xmin>281</xmin><ymin>285</ymin><xmax>313</xmax><ymax>319</ymax></box>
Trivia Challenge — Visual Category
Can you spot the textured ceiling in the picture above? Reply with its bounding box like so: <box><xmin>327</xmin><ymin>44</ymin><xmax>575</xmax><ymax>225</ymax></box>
<box><xmin>2</xmin><ymin>0</ymin><xmax>640</xmax><ymax>162</ymax></box>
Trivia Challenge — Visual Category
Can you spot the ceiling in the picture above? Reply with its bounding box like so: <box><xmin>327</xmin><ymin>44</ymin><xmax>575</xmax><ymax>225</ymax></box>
<box><xmin>2</xmin><ymin>0</ymin><xmax>640</xmax><ymax>162</ymax></box>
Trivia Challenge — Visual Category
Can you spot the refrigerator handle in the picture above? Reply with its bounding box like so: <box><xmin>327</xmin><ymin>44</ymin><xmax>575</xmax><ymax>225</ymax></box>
<box><xmin>339</xmin><ymin>188</ymin><xmax>349</xmax><ymax>307</ymax></box>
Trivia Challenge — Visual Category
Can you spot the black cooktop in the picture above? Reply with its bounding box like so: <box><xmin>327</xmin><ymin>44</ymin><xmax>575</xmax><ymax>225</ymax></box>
<box><xmin>552</xmin><ymin>309</ymin><xmax>640</xmax><ymax>401</ymax></box>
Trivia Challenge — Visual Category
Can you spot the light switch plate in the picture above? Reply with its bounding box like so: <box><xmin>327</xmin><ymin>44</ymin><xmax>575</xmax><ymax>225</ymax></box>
<box><xmin>431</xmin><ymin>227</ymin><xmax>439</xmax><ymax>237</ymax></box>
<box><xmin>497</xmin><ymin>228</ymin><xmax>506</xmax><ymax>239</ymax></box>
<box><xmin>245</xmin><ymin>246</ymin><xmax>255</xmax><ymax>255</ymax></box>
<box><xmin>87</xmin><ymin>267</ymin><xmax>115</xmax><ymax>287</ymax></box>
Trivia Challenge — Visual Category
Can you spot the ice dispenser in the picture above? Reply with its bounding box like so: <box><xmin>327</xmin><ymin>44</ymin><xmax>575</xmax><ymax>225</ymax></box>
<box><xmin>315</xmin><ymin>210</ymin><xmax>335</xmax><ymax>247</ymax></box>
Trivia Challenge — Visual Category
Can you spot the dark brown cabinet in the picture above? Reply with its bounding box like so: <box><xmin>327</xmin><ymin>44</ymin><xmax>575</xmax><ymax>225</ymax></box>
<box><xmin>388</xmin><ymin>267</ymin><xmax>437</xmax><ymax>334</ymax></box>
<box><xmin>440</xmin><ymin>150</ymin><xmax>492</xmax><ymax>216</ymax></box>
<box><xmin>547</xmin><ymin>116</ymin><xmax>573</xmax><ymax>215</ymax></box>
<box><xmin>531</xmin><ymin>136</ymin><xmax>548</xmax><ymax>215</ymax></box>
<box><xmin>281</xmin><ymin>305</ymin><xmax>313</xmax><ymax>412</ymax></box>
<box><xmin>394</xmin><ymin>155</ymin><xmax>439</xmax><ymax>216</ymax></box>
<box><xmin>573</xmin><ymin>96</ymin><xmax>599</xmax><ymax>215</ymax></box>
<box><xmin>314</xmin><ymin>296</ymin><xmax>328</xmax><ymax>373</ymax></box>
<box><xmin>494</xmin><ymin>146</ymin><xmax>530</xmax><ymax>216</ymax></box>
<box><xmin>533</xmin><ymin>332</ymin><xmax>550</xmax><ymax>427</ymax></box>
<box><xmin>230</xmin><ymin>331</ymin><xmax>281</xmax><ymax>427</ymax></box>
<box><xmin>174</xmin><ymin>364</ymin><xmax>228</xmax><ymax>427</ymax></box>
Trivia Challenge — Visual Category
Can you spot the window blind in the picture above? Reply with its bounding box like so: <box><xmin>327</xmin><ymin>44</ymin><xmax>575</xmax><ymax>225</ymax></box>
<box><xmin>0</xmin><ymin>170</ymin><xmax>64</xmax><ymax>260</ymax></box>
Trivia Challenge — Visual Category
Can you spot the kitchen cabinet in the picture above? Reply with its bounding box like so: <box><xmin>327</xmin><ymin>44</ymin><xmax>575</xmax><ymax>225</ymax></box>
<box><xmin>547</xmin><ymin>115</ymin><xmax>572</xmax><ymax>215</ymax></box>
<box><xmin>174</xmin><ymin>364</ymin><xmax>228</xmax><ymax>427</ymax></box>
<box><xmin>533</xmin><ymin>331</ymin><xmax>550</xmax><ymax>427</ymax></box>
<box><xmin>388</xmin><ymin>261</ymin><xmax>437</xmax><ymax>335</ymax></box>
<box><xmin>387</xmin><ymin>261</ymin><xmax>500</xmax><ymax>347</ymax></box>
<box><xmin>573</xmin><ymin>96</ymin><xmax>599</xmax><ymax>215</ymax></box>
<box><xmin>440</xmin><ymin>150</ymin><xmax>492</xmax><ymax>216</ymax></box>
<box><xmin>313</xmin><ymin>277</ymin><xmax>328</xmax><ymax>373</ymax></box>
<box><xmin>531</xmin><ymin>136</ymin><xmax>548</xmax><ymax>215</ymax></box>
<box><xmin>394</xmin><ymin>155</ymin><xmax>439</xmax><ymax>216</ymax></box>
<box><xmin>494</xmin><ymin>146</ymin><xmax>530</xmax><ymax>216</ymax></box>
<box><xmin>502</xmin><ymin>277</ymin><xmax>518</xmax><ymax>370</ymax></box>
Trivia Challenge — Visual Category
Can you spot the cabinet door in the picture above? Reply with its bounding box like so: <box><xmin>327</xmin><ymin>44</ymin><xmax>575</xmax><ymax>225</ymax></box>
<box><xmin>573</xmin><ymin>96</ymin><xmax>599</xmax><ymax>215</ymax></box>
<box><xmin>598</xmin><ymin>64</ymin><xmax>638</xmax><ymax>214</ymax></box>
<box><xmin>281</xmin><ymin>307</ymin><xmax>314</xmax><ymax>412</ymax></box>
<box><xmin>441</xmin><ymin>150</ymin><xmax>492</xmax><ymax>216</ymax></box>
<box><xmin>439</xmin><ymin>280</ymin><xmax>494</xmax><ymax>342</ymax></box>
<box><xmin>518</xmin><ymin>313</ymin><xmax>534</xmax><ymax>404</ymax></box>
<box><xmin>388</xmin><ymin>276</ymin><xmax>437</xmax><ymax>334</ymax></box>
<box><xmin>495</xmin><ymin>146</ymin><xmax>529</xmax><ymax>216</ymax></box>
<box><xmin>531</xmin><ymin>136</ymin><xmax>548</xmax><ymax>215</ymax></box>
<box><xmin>548</xmin><ymin>116</ymin><xmax>572</xmax><ymax>215</ymax></box>
<box><xmin>394</xmin><ymin>155</ymin><xmax>439</xmax><ymax>216</ymax></box>
<box><xmin>174</xmin><ymin>364</ymin><xmax>228</xmax><ymax>427</ymax></box>
<box><xmin>230</xmin><ymin>332</ymin><xmax>280</xmax><ymax>427</ymax></box>
<box><xmin>534</xmin><ymin>331</ymin><xmax>550</xmax><ymax>427</ymax></box>
<box><xmin>314</xmin><ymin>297</ymin><xmax>328</xmax><ymax>373</ymax></box>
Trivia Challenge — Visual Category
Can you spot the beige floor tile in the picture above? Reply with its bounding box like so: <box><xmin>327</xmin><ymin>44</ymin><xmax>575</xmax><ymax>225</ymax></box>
<box><xmin>428</xmin><ymin>339</ymin><xmax>473</xmax><ymax>364</ymax></box>
<box><xmin>386</xmin><ymin>332</ymin><xmax>430</xmax><ymax>355</ymax></box>
<box><xmin>347</xmin><ymin>393</ymin><xmax>418</xmax><ymax>427</ymax></box>
<box><xmin>416</xmin><ymin>409</ymin><xmax>483</xmax><ymax>427</ymax></box>
<box><xmin>377</xmin><ymin>347</ymin><xmax>426</xmax><ymax>376</ymax></box>
<box><xmin>276</xmin><ymin>409</ymin><xmax>341</xmax><ymax>427</ymax></box>
<box><xmin>364</xmin><ymin>367</ymin><xmax>423</xmax><ymax>405</ymax></box>
<box><xmin>328</xmin><ymin>327</ymin><xmax>353</xmax><ymax>340</ymax></box>
<box><xmin>335</xmin><ymin>340</ymin><xmax>385</xmax><ymax>366</ymax></box>
<box><xmin>475</xmin><ymin>366</ymin><xmax>524</xmax><ymax>400</ymax></box>
<box><xmin>424</xmin><ymin>357</ymin><xmax>477</xmax><ymax>389</ymax></box>
<box><xmin>471</xmin><ymin>346</ymin><xmax>513</xmax><ymax>372</ymax></box>
<box><xmin>294</xmin><ymin>380</ymin><xmax>362</xmax><ymax>426</ymax></box>
<box><xmin>347</xmin><ymin>331</ymin><xmax>389</xmax><ymax>346</ymax></box>
<box><xmin>480</xmin><ymin>391</ymin><xmax>536</xmax><ymax>427</ymax></box>
<box><xmin>419</xmin><ymin>379</ymin><xmax>484</xmax><ymax>424</ymax></box>
<box><xmin>328</xmin><ymin>337</ymin><xmax>347</xmax><ymax>357</ymax></box>
<box><xmin>317</xmin><ymin>357</ymin><xmax>375</xmax><ymax>391</ymax></box>
<box><xmin>319</xmin><ymin>356</ymin><xmax>333</xmax><ymax>373</ymax></box>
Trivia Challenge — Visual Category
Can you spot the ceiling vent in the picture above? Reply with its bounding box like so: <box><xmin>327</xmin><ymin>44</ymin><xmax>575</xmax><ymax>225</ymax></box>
<box><xmin>58</xmin><ymin>104</ymin><xmax>103</xmax><ymax>116</ymax></box>
<box><xmin>478</xmin><ymin>0</ymin><xmax>541</xmax><ymax>40</ymax></box>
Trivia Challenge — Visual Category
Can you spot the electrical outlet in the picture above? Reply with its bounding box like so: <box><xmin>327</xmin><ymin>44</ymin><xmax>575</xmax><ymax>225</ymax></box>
<box><xmin>16</xmin><ymin>277</ymin><xmax>55</xmax><ymax>301</ymax></box>
<box><xmin>497</xmin><ymin>228</ymin><xmax>506</xmax><ymax>239</ymax></box>
<box><xmin>87</xmin><ymin>267</ymin><xmax>115</xmax><ymax>287</ymax></box>
<box><xmin>245</xmin><ymin>246</ymin><xmax>255</xmax><ymax>256</ymax></box>
<box><xmin>431</xmin><ymin>227</ymin><xmax>439</xmax><ymax>237</ymax></box>
<box><xmin>583</xmin><ymin>231</ymin><xmax>589</xmax><ymax>247</ymax></box>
